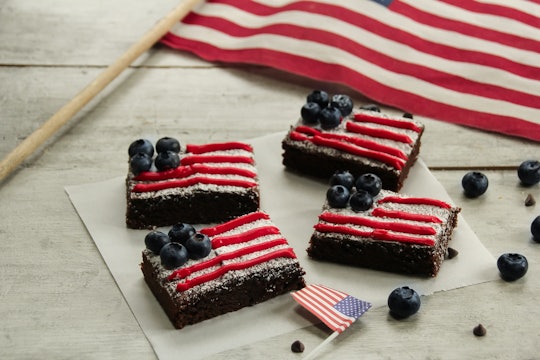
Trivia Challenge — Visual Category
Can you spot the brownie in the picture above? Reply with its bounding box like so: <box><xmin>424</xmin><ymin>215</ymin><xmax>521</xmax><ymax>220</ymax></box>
<box><xmin>307</xmin><ymin>189</ymin><xmax>461</xmax><ymax>277</ymax></box>
<box><xmin>282</xmin><ymin>109</ymin><xmax>424</xmax><ymax>191</ymax></box>
<box><xmin>141</xmin><ymin>211</ymin><xmax>306</xmax><ymax>329</ymax></box>
<box><xmin>126</xmin><ymin>140</ymin><xmax>260</xmax><ymax>229</ymax></box>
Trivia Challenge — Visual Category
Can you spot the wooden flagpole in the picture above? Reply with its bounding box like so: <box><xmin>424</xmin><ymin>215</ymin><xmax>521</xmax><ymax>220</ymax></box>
<box><xmin>0</xmin><ymin>0</ymin><xmax>204</xmax><ymax>182</ymax></box>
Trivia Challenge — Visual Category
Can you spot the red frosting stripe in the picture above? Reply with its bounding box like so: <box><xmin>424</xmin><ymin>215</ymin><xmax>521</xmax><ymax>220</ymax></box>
<box><xmin>132</xmin><ymin>176</ymin><xmax>257</xmax><ymax>192</ymax></box>
<box><xmin>314</xmin><ymin>223</ymin><xmax>435</xmax><ymax>246</ymax></box>
<box><xmin>200</xmin><ymin>211</ymin><xmax>270</xmax><ymax>237</ymax></box>
<box><xmin>134</xmin><ymin>164</ymin><xmax>256</xmax><ymax>181</ymax></box>
<box><xmin>295</xmin><ymin>126</ymin><xmax>408</xmax><ymax>160</ymax></box>
<box><xmin>346</xmin><ymin>121</ymin><xmax>413</xmax><ymax>144</ymax></box>
<box><xmin>211</xmin><ymin>226</ymin><xmax>282</xmax><ymax>249</ymax></box>
<box><xmin>181</xmin><ymin>154</ymin><xmax>255</xmax><ymax>166</ymax></box>
<box><xmin>168</xmin><ymin>238</ymin><xmax>289</xmax><ymax>281</ymax></box>
<box><xmin>290</xmin><ymin>130</ymin><xmax>405</xmax><ymax>169</ymax></box>
<box><xmin>319</xmin><ymin>211</ymin><xmax>436</xmax><ymax>235</ymax></box>
<box><xmin>378</xmin><ymin>196</ymin><xmax>452</xmax><ymax>209</ymax></box>
<box><xmin>353</xmin><ymin>113</ymin><xmax>423</xmax><ymax>133</ymax></box>
<box><xmin>175</xmin><ymin>248</ymin><xmax>297</xmax><ymax>292</ymax></box>
<box><xmin>371</xmin><ymin>208</ymin><xmax>442</xmax><ymax>223</ymax></box>
<box><xmin>185</xmin><ymin>142</ymin><xmax>253</xmax><ymax>154</ymax></box>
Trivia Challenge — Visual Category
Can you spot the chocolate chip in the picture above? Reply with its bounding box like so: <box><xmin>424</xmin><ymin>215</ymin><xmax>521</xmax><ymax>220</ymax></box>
<box><xmin>291</xmin><ymin>340</ymin><xmax>305</xmax><ymax>353</ymax></box>
<box><xmin>446</xmin><ymin>247</ymin><xmax>459</xmax><ymax>259</ymax></box>
<box><xmin>473</xmin><ymin>324</ymin><xmax>486</xmax><ymax>337</ymax></box>
<box><xmin>525</xmin><ymin>194</ymin><xmax>536</xmax><ymax>207</ymax></box>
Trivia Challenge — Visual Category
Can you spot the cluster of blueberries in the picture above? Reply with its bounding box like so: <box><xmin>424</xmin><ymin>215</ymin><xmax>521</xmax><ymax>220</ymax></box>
<box><xmin>145</xmin><ymin>223</ymin><xmax>212</xmax><ymax>270</ymax></box>
<box><xmin>326</xmin><ymin>170</ymin><xmax>382</xmax><ymax>211</ymax></box>
<box><xmin>300</xmin><ymin>90</ymin><xmax>354</xmax><ymax>130</ymax></box>
<box><xmin>128</xmin><ymin>137</ymin><xmax>182</xmax><ymax>175</ymax></box>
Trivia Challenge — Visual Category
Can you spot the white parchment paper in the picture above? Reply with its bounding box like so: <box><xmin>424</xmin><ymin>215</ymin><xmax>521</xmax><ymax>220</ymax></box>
<box><xmin>65</xmin><ymin>132</ymin><xmax>497</xmax><ymax>360</ymax></box>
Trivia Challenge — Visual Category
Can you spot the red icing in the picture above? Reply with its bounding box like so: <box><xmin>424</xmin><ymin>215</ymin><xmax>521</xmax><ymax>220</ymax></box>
<box><xmin>134</xmin><ymin>164</ymin><xmax>256</xmax><ymax>182</ymax></box>
<box><xmin>132</xmin><ymin>176</ymin><xmax>257</xmax><ymax>192</ymax></box>
<box><xmin>319</xmin><ymin>211</ymin><xmax>436</xmax><ymax>235</ymax></box>
<box><xmin>168</xmin><ymin>238</ymin><xmax>289</xmax><ymax>280</ymax></box>
<box><xmin>371</xmin><ymin>208</ymin><xmax>442</xmax><ymax>223</ymax></box>
<box><xmin>346</xmin><ymin>121</ymin><xmax>413</xmax><ymax>144</ymax></box>
<box><xmin>181</xmin><ymin>154</ymin><xmax>254</xmax><ymax>166</ymax></box>
<box><xmin>200</xmin><ymin>212</ymin><xmax>270</xmax><ymax>237</ymax></box>
<box><xmin>211</xmin><ymin>226</ymin><xmax>281</xmax><ymax>249</ymax></box>
<box><xmin>295</xmin><ymin>126</ymin><xmax>407</xmax><ymax>160</ymax></box>
<box><xmin>378</xmin><ymin>196</ymin><xmax>452</xmax><ymax>209</ymax></box>
<box><xmin>185</xmin><ymin>142</ymin><xmax>253</xmax><ymax>154</ymax></box>
<box><xmin>353</xmin><ymin>113</ymin><xmax>423</xmax><ymax>133</ymax></box>
<box><xmin>314</xmin><ymin>223</ymin><xmax>435</xmax><ymax>246</ymax></box>
<box><xmin>290</xmin><ymin>131</ymin><xmax>405</xmax><ymax>170</ymax></box>
<box><xmin>175</xmin><ymin>249</ymin><xmax>296</xmax><ymax>291</ymax></box>
<box><xmin>163</xmin><ymin>211</ymin><xmax>298</xmax><ymax>292</ymax></box>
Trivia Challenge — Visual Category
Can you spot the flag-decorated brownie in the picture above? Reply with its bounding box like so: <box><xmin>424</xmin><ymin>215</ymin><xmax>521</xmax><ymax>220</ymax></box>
<box><xmin>307</xmin><ymin>172</ymin><xmax>461</xmax><ymax>276</ymax></box>
<box><xmin>126</xmin><ymin>137</ymin><xmax>260</xmax><ymax>229</ymax></box>
<box><xmin>282</xmin><ymin>90</ymin><xmax>424</xmax><ymax>191</ymax></box>
<box><xmin>140</xmin><ymin>211</ymin><xmax>306</xmax><ymax>329</ymax></box>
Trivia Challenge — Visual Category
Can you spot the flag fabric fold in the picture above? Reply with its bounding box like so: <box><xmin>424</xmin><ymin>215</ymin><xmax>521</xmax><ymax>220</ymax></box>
<box><xmin>162</xmin><ymin>0</ymin><xmax>540</xmax><ymax>142</ymax></box>
<box><xmin>291</xmin><ymin>284</ymin><xmax>371</xmax><ymax>333</ymax></box>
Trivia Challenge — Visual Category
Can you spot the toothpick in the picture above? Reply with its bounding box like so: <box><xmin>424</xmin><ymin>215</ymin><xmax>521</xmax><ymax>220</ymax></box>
<box><xmin>303</xmin><ymin>331</ymin><xmax>340</xmax><ymax>360</ymax></box>
<box><xmin>0</xmin><ymin>0</ymin><xmax>204</xmax><ymax>182</ymax></box>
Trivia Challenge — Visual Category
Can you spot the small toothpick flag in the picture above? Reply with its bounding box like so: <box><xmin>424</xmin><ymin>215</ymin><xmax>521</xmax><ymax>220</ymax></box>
<box><xmin>292</xmin><ymin>284</ymin><xmax>371</xmax><ymax>359</ymax></box>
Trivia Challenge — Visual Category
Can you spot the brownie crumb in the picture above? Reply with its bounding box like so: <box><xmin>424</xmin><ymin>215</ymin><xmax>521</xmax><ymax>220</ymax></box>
<box><xmin>291</xmin><ymin>340</ymin><xmax>305</xmax><ymax>353</ymax></box>
<box><xmin>525</xmin><ymin>194</ymin><xmax>536</xmax><ymax>207</ymax></box>
<box><xmin>446</xmin><ymin>247</ymin><xmax>459</xmax><ymax>259</ymax></box>
<box><xmin>473</xmin><ymin>324</ymin><xmax>487</xmax><ymax>337</ymax></box>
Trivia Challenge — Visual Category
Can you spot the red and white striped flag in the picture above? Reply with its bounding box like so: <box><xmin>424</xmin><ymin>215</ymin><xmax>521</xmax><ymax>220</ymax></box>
<box><xmin>162</xmin><ymin>0</ymin><xmax>540</xmax><ymax>142</ymax></box>
<box><xmin>291</xmin><ymin>284</ymin><xmax>371</xmax><ymax>333</ymax></box>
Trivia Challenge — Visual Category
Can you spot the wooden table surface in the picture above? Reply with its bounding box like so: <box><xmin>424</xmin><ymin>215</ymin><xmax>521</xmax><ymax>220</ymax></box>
<box><xmin>1</xmin><ymin>1</ymin><xmax>539</xmax><ymax>359</ymax></box>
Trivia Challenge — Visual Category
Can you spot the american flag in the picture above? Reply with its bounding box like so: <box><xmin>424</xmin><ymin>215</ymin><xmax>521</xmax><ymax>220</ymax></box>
<box><xmin>292</xmin><ymin>284</ymin><xmax>371</xmax><ymax>333</ymax></box>
<box><xmin>162</xmin><ymin>0</ymin><xmax>540</xmax><ymax>142</ymax></box>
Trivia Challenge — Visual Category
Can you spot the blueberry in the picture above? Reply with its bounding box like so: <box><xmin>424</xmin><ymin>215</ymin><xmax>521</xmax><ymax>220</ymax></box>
<box><xmin>330</xmin><ymin>94</ymin><xmax>354</xmax><ymax>117</ymax></box>
<box><xmin>319</xmin><ymin>106</ymin><xmax>342</xmax><ymax>130</ymax></box>
<box><xmin>531</xmin><ymin>216</ymin><xmax>540</xmax><ymax>243</ymax></box>
<box><xmin>159</xmin><ymin>242</ymin><xmax>189</xmax><ymax>269</ymax></box>
<box><xmin>360</xmin><ymin>104</ymin><xmax>380</xmax><ymax>112</ymax></box>
<box><xmin>329</xmin><ymin>170</ymin><xmax>355</xmax><ymax>190</ymax></box>
<box><xmin>156</xmin><ymin>137</ymin><xmax>181</xmax><ymax>153</ymax></box>
<box><xmin>387</xmin><ymin>286</ymin><xmax>421</xmax><ymax>319</ymax></box>
<box><xmin>497</xmin><ymin>253</ymin><xmax>528</xmax><ymax>281</ymax></box>
<box><xmin>349</xmin><ymin>190</ymin><xmax>374</xmax><ymax>212</ymax></box>
<box><xmin>155</xmin><ymin>151</ymin><xmax>180</xmax><ymax>171</ymax></box>
<box><xmin>306</xmin><ymin>90</ymin><xmax>329</xmax><ymax>108</ymax></box>
<box><xmin>355</xmin><ymin>173</ymin><xmax>382</xmax><ymax>197</ymax></box>
<box><xmin>128</xmin><ymin>139</ymin><xmax>154</xmax><ymax>158</ymax></box>
<box><xmin>129</xmin><ymin>153</ymin><xmax>153</xmax><ymax>175</ymax></box>
<box><xmin>301</xmin><ymin>102</ymin><xmax>321</xmax><ymax>124</ymax></box>
<box><xmin>461</xmin><ymin>171</ymin><xmax>488</xmax><ymax>198</ymax></box>
<box><xmin>144</xmin><ymin>231</ymin><xmax>170</xmax><ymax>255</ymax></box>
<box><xmin>326</xmin><ymin>185</ymin><xmax>350</xmax><ymax>208</ymax></box>
<box><xmin>185</xmin><ymin>233</ymin><xmax>212</xmax><ymax>260</ymax></box>
<box><xmin>517</xmin><ymin>160</ymin><xmax>540</xmax><ymax>186</ymax></box>
<box><xmin>168</xmin><ymin>223</ymin><xmax>196</xmax><ymax>245</ymax></box>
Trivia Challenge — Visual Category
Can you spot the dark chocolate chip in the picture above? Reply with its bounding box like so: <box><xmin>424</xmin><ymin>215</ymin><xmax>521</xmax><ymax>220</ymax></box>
<box><xmin>473</xmin><ymin>324</ymin><xmax>486</xmax><ymax>337</ymax></box>
<box><xmin>291</xmin><ymin>340</ymin><xmax>305</xmax><ymax>353</ymax></box>
<box><xmin>525</xmin><ymin>194</ymin><xmax>536</xmax><ymax>207</ymax></box>
<box><xmin>446</xmin><ymin>247</ymin><xmax>459</xmax><ymax>259</ymax></box>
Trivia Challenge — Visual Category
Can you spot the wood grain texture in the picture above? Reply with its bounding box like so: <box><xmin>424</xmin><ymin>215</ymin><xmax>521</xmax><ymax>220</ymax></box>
<box><xmin>1</xmin><ymin>1</ymin><xmax>539</xmax><ymax>359</ymax></box>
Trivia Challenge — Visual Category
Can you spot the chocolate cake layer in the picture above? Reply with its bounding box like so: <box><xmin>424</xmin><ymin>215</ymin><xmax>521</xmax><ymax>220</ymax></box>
<box><xmin>282</xmin><ymin>110</ymin><xmax>424</xmax><ymax>191</ymax></box>
<box><xmin>141</xmin><ymin>211</ymin><xmax>306</xmax><ymax>329</ymax></box>
<box><xmin>307</xmin><ymin>190</ymin><xmax>461</xmax><ymax>277</ymax></box>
